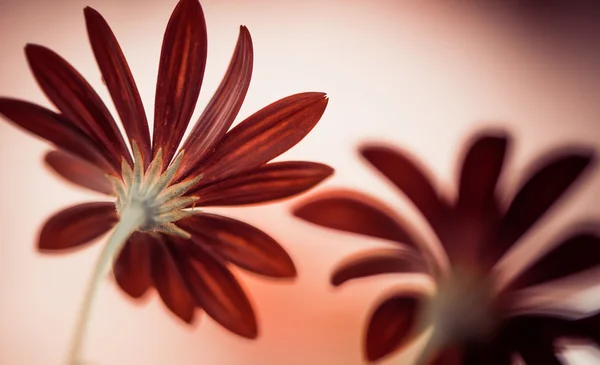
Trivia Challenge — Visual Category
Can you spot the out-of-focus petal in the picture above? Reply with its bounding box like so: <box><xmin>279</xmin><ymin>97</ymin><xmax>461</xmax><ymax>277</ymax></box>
<box><xmin>152</xmin><ymin>0</ymin><xmax>207</xmax><ymax>162</ymax></box>
<box><xmin>331</xmin><ymin>247</ymin><xmax>429</xmax><ymax>286</ymax></box>
<box><xmin>196</xmin><ymin>92</ymin><xmax>328</xmax><ymax>186</ymax></box>
<box><xmin>113</xmin><ymin>232</ymin><xmax>154</xmax><ymax>299</ymax></box>
<box><xmin>44</xmin><ymin>150</ymin><xmax>114</xmax><ymax>195</ymax></box>
<box><xmin>177</xmin><ymin>26</ymin><xmax>253</xmax><ymax>181</ymax></box>
<box><xmin>38</xmin><ymin>202</ymin><xmax>117</xmax><ymax>251</ymax></box>
<box><xmin>178</xmin><ymin>213</ymin><xmax>296</xmax><ymax>278</ymax></box>
<box><xmin>190</xmin><ymin>161</ymin><xmax>333</xmax><ymax>205</ymax></box>
<box><xmin>25</xmin><ymin>44</ymin><xmax>130</xmax><ymax>169</ymax></box>
<box><xmin>365</xmin><ymin>294</ymin><xmax>423</xmax><ymax>361</ymax></box>
<box><xmin>84</xmin><ymin>7</ymin><xmax>151</xmax><ymax>166</ymax></box>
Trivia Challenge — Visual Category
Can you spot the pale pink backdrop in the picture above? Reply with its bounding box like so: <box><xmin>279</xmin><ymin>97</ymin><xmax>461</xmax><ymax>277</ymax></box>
<box><xmin>1</xmin><ymin>0</ymin><xmax>599</xmax><ymax>364</ymax></box>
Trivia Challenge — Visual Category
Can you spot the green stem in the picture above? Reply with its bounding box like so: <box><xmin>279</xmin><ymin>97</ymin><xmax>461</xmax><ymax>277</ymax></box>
<box><xmin>66</xmin><ymin>203</ymin><xmax>146</xmax><ymax>365</ymax></box>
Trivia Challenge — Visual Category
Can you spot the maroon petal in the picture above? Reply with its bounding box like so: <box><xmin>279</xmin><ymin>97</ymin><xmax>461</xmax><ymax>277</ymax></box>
<box><xmin>84</xmin><ymin>7</ymin><xmax>151</xmax><ymax>165</ymax></box>
<box><xmin>516</xmin><ymin>339</ymin><xmax>562</xmax><ymax>365</ymax></box>
<box><xmin>25</xmin><ymin>44</ymin><xmax>130</xmax><ymax>169</ymax></box>
<box><xmin>44</xmin><ymin>150</ymin><xmax>113</xmax><ymax>195</ymax></box>
<box><xmin>365</xmin><ymin>294</ymin><xmax>423</xmax><ymax>361</ymax></box>
<box><xmin>360</xmin><ymin>145</ymin><xmax>450</xmax><ymax>237</ymax></box>
<box><xmin>331</xmin><ymin>248</ymin><xmax>429</xmax><ymax>286</ymax></box>
<box><xmin>496</xmin><ymin>151</ymin><xmax>595</xmax><ymax>262</ymax></box>
<box><xmin>429</xmin><ymin>347</ymin><xmax>463</xmax><ymax>365</ymax></box>
<box><xmin>509</xmin><ymin>231</ymin><xmax>600</xmax><ymax>290</ymax></box>
<box><xmin>152</xmin><ymin>0</ymin><xmax>207</xmax><ymax>162</ymax></box>
<box><xmin>0</xmin><ymin>98</ymin><xmax>114</xmax><ymax>173</ymax></box>
<box><xmin>190</xmin><ymin>161</ymin><xmax>333</xmax><ymax>205</ymax></box>
<box><xmin>293</xmin><ymin>189</ymin><xmax>419</xmax><ymax>247</ymax></box>
<box><xmin>150</xmin><ymin>237</ymin><xmax>196</xmax><ymax>323</ymax></box>
<box><xmin>173</xmin><ymin>239</ymin><xmax>258</xmax><ymax>338</ymax></box>
<box><xmin>196</xmin><ymin>92</ymin><xmax>328</xmax><ymax>185</ymax></box>
<box><xmin>113</xmin><ymin>232</ymin><xmax>153</xmax><ymax>299</ymax></box>
<box><xmin>38</xmin><ymin>202</ymin><xmax>117</xmax><ymax>251</ymax></box>
<box><xmin>177</xmin><ymin>26</ymin><xmax>253</xmax><ymax>181</ymax></box>
<box><xmin>178</xmin><ymin>213</ymin><xmax>296</xmax><ymax>278</ymax></box>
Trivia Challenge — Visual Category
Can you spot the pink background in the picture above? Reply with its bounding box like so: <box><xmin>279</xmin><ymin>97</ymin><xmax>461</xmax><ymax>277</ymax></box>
<box><xmin>1</xmin><ymin>0</ymin><xmax>600</xmax><ymax>364</ymax></box>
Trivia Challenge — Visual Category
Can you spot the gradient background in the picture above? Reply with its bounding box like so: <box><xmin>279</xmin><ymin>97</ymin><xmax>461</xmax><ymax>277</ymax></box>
<box><xmin>1</xmin><ymin>0</ymin><xmax>600</xmax><ymax>364</ymax></box>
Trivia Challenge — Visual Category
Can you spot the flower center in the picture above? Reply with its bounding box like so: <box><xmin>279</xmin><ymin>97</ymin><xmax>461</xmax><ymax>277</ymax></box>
<box><xmin>107</xmin><ymin>142</ymin><xmax>202</xmax><ymax>239</ymax></box>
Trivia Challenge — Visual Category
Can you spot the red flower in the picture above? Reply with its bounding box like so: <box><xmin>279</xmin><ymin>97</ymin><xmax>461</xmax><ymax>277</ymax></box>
<box><xmin>0</xmin><ymin>0</ymin><xmax>332</xmax><ymax>340</ymax></box>
<box><xmin>293</xmin><ymin>131</ymin><xmax>599</xmax><ymax>364</ymax></box>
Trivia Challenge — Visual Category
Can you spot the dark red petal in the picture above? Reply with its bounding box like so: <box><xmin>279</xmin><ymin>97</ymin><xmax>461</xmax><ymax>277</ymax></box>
<box><xmin>177</xmin><ymin>26</ymin><xmax>253</xmax><ymax>181</ymax></box>
<box><xmin>360</xmin><ymin>145</ymin><xmax>450</xmax><ymax>237</ymax></box>
<box><xmin>178</xmin><ymin>213</ymin><xmax>296</xmax><ymax>278</ymax></box>
<box><xmin>38</xmin><ymin>202</ymin><xmax>117</xmax><ymax>251</ymax></box>
<box><xmin>25</xmin><ymin>44</ymin><xmax>131</xmax><ymax>169</ymax></box>
<box><xmin>84</xmin><ymin>7</ymin><xmax>151</xmax><ymax>166</ymax></box>
<box><xmin>152</xmin><ymin>0</ymin><xmax>207</xmax><ymax>162</ymax></box>
<box><xmin>0</xmin><ymin>98</ymin><xmax>114</xmax><ymax>173</ymax></box>
<box><xmin>44</xmin><ymin>150</ymin><xmax>114</xmax><ymax>195</ymax></box>
<box><xmin>496</xmin><ymin>151</ymin><xmax>595</xmax><ymax>262</ymax></box>
<box><xmin>429</xmin><ymin>347</ymin><xmax>463</xmax><ymax>365</ymax></box>
<box><xmin>196</xmin><ymin>92</ymin><xmax>328</xmax><ymax>186</ymax></box>
<box><xmin>190</xmin><ymin>161</ymin><xmax>333</xmax><ymax>205</ymax></box>
<box><xmin>365</xmin><ymin>294</ymin><xmax>422</xmax><ymax>361</ymax></box>
<box><xmin>331</xmin><ymin>248</ymin><xmax>429</xmax><ymax>286</ymax></box>
<box><xmin>173</xmin><ymin>239</ymin><xmax>258</xmax><ymax>338</ymax></box>
<box><xmin>293</xmin><ymin>189</ymin><xmax>419</xmax><ymax>247</ymax></box>
<box><xmin>509</xmin><ymin>231</ymin><xmax>600</xmax><ymax>290</ymax></box>
<box><xmin>113</xmin><ymin>232</ymin><xmax>153</xmax><ymax>299</ymax></box>
<box><xmin>516</xmin><ymin>339</ymin><xmax>562</xmax><ymax>365</ymax></box>
<box><xmin>150</xmin><ymin>237</ymin><xmax>196</xmax><ymax>323</ymax></box>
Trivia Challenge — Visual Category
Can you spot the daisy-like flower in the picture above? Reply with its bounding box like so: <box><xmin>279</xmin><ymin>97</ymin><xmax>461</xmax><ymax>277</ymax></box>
<box><xmin>0</xmin><ymin>0</ymin><xmax>332</xmax><ymax>363</ymax></box>
<box><xmin>293</xmin><ymin>131</ymin><xmax>600</xmax><ymax>364</ymax></box>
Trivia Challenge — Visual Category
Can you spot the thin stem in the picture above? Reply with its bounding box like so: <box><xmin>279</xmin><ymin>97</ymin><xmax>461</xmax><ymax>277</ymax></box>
<box><xmin>66</xmin><ymin>203</ymin><xmax>146</xmax><ymax>365</ymax></box>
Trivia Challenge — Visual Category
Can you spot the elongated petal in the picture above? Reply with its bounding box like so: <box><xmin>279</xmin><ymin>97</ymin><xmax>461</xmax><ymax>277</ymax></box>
<box><xmin>293</xmin><ymin>189</ymin><xmax>418</xmax><ymax>246</ymax></box>
<box><xmin>150</xmin><ymin>238</ymin><xmax>196</xmax><ymax>323</ymax></box>
<box><xmin>331</xmin><ymin>248</ymin><xmax>429</xmax><ymax>286</ymax></box>
<box><xmin>45</xmin><ymin>150</ymin><xmax>114</xmax><ymax>195</ymax></box>
<box><xmin>38</xmin><ymin>202</ymin><xmax>117</xmax><ymax>251</ymax></box>
<box><xmin>84</xmin><ymin>7</ymin><xmax>151</xmax><ymax>165</ymax></box>
<box><xmin>0</xmin><ymin>98</ymin><xmax>114</xmax><ymax>173</ymax></box>
<box><xmin>366</xmin><ymin>294</ymin><xmax>422</xmax><ymax>361</ymax></box>
<box><xmin>197</xmin><ymin>92</ymin><xmax>328</xmax><ymax>185</ymax></box>
<box><xmin>152</xmin><ymin>0</ymin><xmax>207</xmax><ymax>162</ymax></box>
<box><xmin>178</xmin><ymin>213</ymin><xmax>296</xmax><ymax>278</ymax></box>
<box><xmin>360</xmin><ymin>145</ymin><xmax>449</xmax><ymax>236</ymax></box>
<box><xmin>510</xmin><ymin>231</ymin><xmax>600</xmax><ymax>290</ymax></box>
<box><xmin>457</xmin><ymin>135</ymin><xmax>507</xmax><ymax>211</ymax></box>
<box><xmin>190</xmin><ymin>161</ymin><xmax>333</xmax><ymax>205</ymax></box>
<box><xmin>496</xmin><ymin>151</ymin><xmax>594</xmax><ymax>263</ymax></box>
<box><xmin>173</xmin><ymin>239</ymin><xmax>258</xmax><ymax>338</ymax></box>
<box><xmin>25</xmin><ymin>44</ymin><xmax>130</xmax><ymax>169</ymax></box>
<box><xmin>177</xmin><ymin>26</ymin><xmax>253</xmax><ymax>181</ymax></box>
<box><xmin>113</xmin><ymin>232</ymin><xmax>153</xmax><ymax>298</ymax></box>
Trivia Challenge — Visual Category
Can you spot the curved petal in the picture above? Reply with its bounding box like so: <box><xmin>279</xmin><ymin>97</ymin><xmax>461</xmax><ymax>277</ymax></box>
<box><xmin>331</xmin><ymin>248</ymin><xmax>429</xmax><ymax>286</ymax></box>
<box><xmin>150</xmin><ymin>237</ymin><xmax>196</xmax><ymax>323</ymax></box>
<box><xmin>178</xmin><ymin>213</ymin><xmax>296</xmax><ymax>278</ymax></box>
<box><xmin>365</xmin><ymin>294</ymin><xmax>423</xmax><ymax>361</ymax></box>
<box><xmin>360</xmin><ymin>145</ymin><xmax>449</xmax><ymax>236</ymax></box>
<box><xmin>190</xmin><ymin>161</ymin><xmax>333</xmax><ymax>205</ymax></box>
<box><xmin>84</xmin><ymin>7</ymin><xmax>151</xmax><ymax>166</ymax></box>
<box><xmin>38</xmin><ymin>202</ymin><xmax>117</xmax><ymax>251</ymax></box>
<box><xmin>0</xmin><ymin>98</ymin><xmax>114</xmax><ymax>173</ymax></box>
<box><xmin>496</xmin><ymin>150</ymin><xmax>595</xmax><ymax>263</ymax></box>
<box><xmin>25</xmin><ymin>44</ymin><xmax>130</xmax><ymax>169</ymax></box>
<box><xmin>293</xmin><ymin>189</ymin><xmax>419</xmax><ymax>247</ymax></box>
<box><xmin>113</xmin><ymin>232</ymin><xmax>153</xmax><ymax>299</ymax></box>
<box><xmin>196</xmin><ymin>92</ymin><xmax>328</xmax><ymax>186</ymax></box>
<box><xmin>152</xmin><ymin>0</ymin><xmax>207</xmax><ymax>162</ymax></box>
<box><xmin>509</xmin><ymin>231</ymin><xmax>600</xmax><ymax>290</ymax></box>
<box><xmin>44</xmin><ymin>150</ymin><xmax>114</xmax><ymax>195</ymax></box>
<box><xmin>172</xmin><ymin>239</ymin><xmax>257</xmax><ymax>338</ymax></box>
<box><xmin>177</xmin><ymin>25</ymin><xmax>253</xmax><ymax>181</ymax></box>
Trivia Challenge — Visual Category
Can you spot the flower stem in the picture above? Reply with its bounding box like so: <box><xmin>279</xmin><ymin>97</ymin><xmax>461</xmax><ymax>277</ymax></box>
<box><xmin>66</xmin><ymin>203</ymin><xmax>146</xmax><ymax>365</ymax></box>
